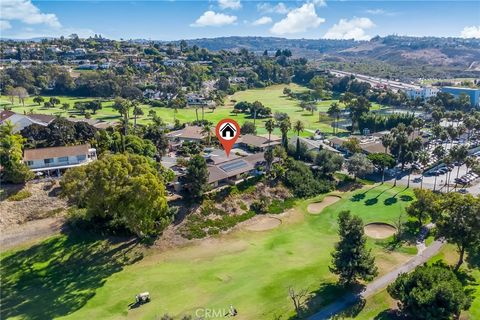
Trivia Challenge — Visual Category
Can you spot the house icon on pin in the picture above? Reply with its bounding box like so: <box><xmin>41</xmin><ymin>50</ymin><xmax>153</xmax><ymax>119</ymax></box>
<box><xmin>220</xmin><ymin>123</ymin><xmax>236</xmax><ymax>138</ymax></box>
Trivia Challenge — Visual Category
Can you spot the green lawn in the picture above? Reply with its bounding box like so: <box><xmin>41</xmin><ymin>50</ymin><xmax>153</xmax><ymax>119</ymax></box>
<box><xmin>1</xmin><ymin>84</ymin><xmax>359</xmax><ymax>137</ymax></box>
<box><xmin>1</xmin><ymin>184</ymin><xmax>418</xmax><ymax>320</ymax></box>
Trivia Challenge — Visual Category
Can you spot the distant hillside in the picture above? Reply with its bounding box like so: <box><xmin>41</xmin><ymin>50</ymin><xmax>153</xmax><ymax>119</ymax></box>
<box><xmin>179</xmin><ymin>35</ymin><xmax>480</xmax><ymax>78</ymax></box>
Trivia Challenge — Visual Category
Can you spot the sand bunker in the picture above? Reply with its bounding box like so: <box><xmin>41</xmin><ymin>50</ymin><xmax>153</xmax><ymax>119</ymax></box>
<box><xmin>307</xmin><ymin>195</ymin><xmax>342</xmax><ymax>214</ymax></box>
<box><xmin>243</xmin><ymin>216</ymin><xmax>281</xmax><ymax>231</ymax></box>
<box><xmin>364</xmin><ymin>223</ymin><xmax>397</xmax><ymax>239</ymax></box>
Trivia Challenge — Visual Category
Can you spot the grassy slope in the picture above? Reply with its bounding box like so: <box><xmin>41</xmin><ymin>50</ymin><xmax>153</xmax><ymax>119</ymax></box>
<box><xmin>1</xmin><ymin>84</ymin><xmax>389</xmax><ymax>136</ymax></box>
<box><xmin>1</xmin><ymin>184</ymin><xmax>417</xmax><ymax>320</ymax></box>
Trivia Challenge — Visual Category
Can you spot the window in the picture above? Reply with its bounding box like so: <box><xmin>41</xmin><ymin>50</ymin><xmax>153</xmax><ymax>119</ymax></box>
<box><xmin>58</xmin><ymin>156</ymin><xmax>69</xmax><ymax>163</ymax></box>
<box><xmin>76</xmin><ymin>154</ymin><xmax>86</xmax><ymax>161</ymax></box>
<box><xmin>25</xmin><ymin>161</ymin><xmax>33</xmax><ymax>166</ymax></box>
<box><xmin>44</xmin><ymin>158</ymin><xmax>53</xmax><ymax>164</ymax></box>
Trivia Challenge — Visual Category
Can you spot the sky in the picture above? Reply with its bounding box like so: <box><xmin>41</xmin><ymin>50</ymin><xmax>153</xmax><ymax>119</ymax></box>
<box><xmin>0</xmin><ymin>0</ymin><xmax>479</xmax><ymax>40</ymax></box>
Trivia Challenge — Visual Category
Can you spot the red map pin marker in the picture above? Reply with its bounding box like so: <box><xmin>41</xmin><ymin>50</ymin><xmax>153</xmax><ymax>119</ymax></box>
<box><xmin>215</xmin><ymin>119</ymin><xmax>240</xmax><ymax>157</ymax></box>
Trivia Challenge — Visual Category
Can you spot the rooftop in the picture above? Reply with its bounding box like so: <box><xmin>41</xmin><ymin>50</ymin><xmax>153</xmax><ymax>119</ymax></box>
<box><xmin>24</xmin><ymin>144</ymin><xmax>92</xmax><ymax>161</ymax></box>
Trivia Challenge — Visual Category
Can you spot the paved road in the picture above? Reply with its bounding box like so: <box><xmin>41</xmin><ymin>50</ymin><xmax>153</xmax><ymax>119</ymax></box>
<box><xmin>308</xmin><ymin>240</ymin><xmax>445</xmax><ymax>320</ymax></box>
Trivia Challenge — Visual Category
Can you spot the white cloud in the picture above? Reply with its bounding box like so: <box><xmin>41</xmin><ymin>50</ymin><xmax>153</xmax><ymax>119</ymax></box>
<box><xmin>460</xmin><ymin>26</ymin><xmax>480</xmax><ymax>38</ymax></box>
<box><xmin>257</xmin><ymin>2</ymin><xmax>289</xmax><ymax>14</ymax></box>
<box><xmin>270</xmin><ymin>3</ymin><xmax>325</xmax><ymax>35</ymax></box>
<box><xmin>0</xmin><ymin>0</ymin><xmax>61</xmax><ymax>28</ymax></box>
<box><xmin>0</xmin><ymin>20</ymin><xmax>12</xmax><ymax>30</ymax></box>
<box><xmin>310</xmin><ymin>0</ymin><xmax>327</xmax><ymax>7</ymax></box>
<box><xmin>365</xmin><ymin>9</ymin><xmax>397</xmax><ymax>16</ymax></box>
<box><xmin>323</xmin><ymin>17</ymin><xmax>375</xmax><ymax>40</ymax></box>
<box><xmin>191</xmin><ymin>11</ymin><xmax>237</xmax><ymax>27</ymax></box>
<box><xmin>252</xmin><ymin>16</ymin><xmax>273</xmax><ymax>26</ymax></box>
<box><xmin>218</xmin><ymin>0</ymin><xmax>241</xmax><ymax>10</ymax></box>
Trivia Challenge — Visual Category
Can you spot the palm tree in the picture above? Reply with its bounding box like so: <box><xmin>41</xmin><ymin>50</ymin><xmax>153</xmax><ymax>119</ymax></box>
<box><xmin>293</xmin><ymin>120</ymin><xmax>304</xmax><ymax>159</ymax></box>
<box><xmin>265</xmin><ymin>119</ymin><xmax>275</xmax><ymax>145</ymax></box>
<box><xmin>404</xmin><ymin>150</ymin><xmax>417</xmax><ymax>188</ymax></box>
<box><xmin>113</xmin><ymin>98</ymin><xmax>131</xmax><ymax>135</ymax></box>
<box><xmin>278</xmin><ymin>117</ymin><xmax>291</xmax><ymax>149</ymax></box>
<box><xmin>381</xmin><ymin>133</ymin><xmax>393</xmax><ymax>154</ymax></box>
<box><xmin>173</xmin><ymin>107</ymin><xmax>178</xmax><ymax>122</ymax></box>
<box><xmin>450</xmin><ymin>145</ymin><xmax>468</xmax><ymax>191</ymax></box>
<box><xmin>432</xmin><ymin>145</ymin><xmax>445</xmax><ymax>192</ymax></box>
<box><xmin>327</xmin><ymin>102</ymin><xmax>341</xmax><ymax>135</ymax></box>
<box><xmin>133</xmin><ymin>104</ymin><xmax>144</xmax><ymax>132</ymax></box>
<box><xmin>443</xmin><ymin>155</ymin><xmax>453</xmax><ymax>192</ymax></box>
<box><xmin>201</xmin><ymin>123</ymin><xmax>212</xmax><ymax>147</ymax></box>
<box><xmin>417</xmin><ymin>151</ymin><xmax>429</xmax><ymax>190</ymax></box>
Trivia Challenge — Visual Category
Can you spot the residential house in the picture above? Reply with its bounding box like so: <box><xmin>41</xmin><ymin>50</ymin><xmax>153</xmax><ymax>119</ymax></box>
<box><xmin>23</xmin><ymin>144</ymin><xmax>97</xmax><ymax>173</ymax></box>
<box><xmin>289</xmin><ymin>136</ymin><xmax>339</xmax><ymax>153</ymax></box>
<box><xmin>236</xmin><ymin>134</ymin><xmax>281</xmax><ymax>151</ymax></box>
<box><xmin>0</xmin><ymin>111</ymin><xmax>55</xmax><ymax>132</ymax></box>
<box><xmin>186</xmin><ymin>93</ymin><xmax>207</xmax><ymax>106</ymax></box>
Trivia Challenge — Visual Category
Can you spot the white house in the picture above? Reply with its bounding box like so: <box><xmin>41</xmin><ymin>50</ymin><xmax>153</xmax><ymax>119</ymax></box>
<box><xmin>406</xmin><ymin>87</ymin><xmax>438</xmax><ymax>100</ymax></box>
<box><xmin>0</xmin><ymin>111</ymin><xmax>55</xmax><ymax>133</ymax></box>
<box><xmin>23</xmin><ymin>144</ymin><xmax>97</xmax><ymax>172</ymax></box>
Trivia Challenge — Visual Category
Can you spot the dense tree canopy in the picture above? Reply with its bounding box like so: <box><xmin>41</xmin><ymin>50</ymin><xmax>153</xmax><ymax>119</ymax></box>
<box><xmin>387</xmin><ymin>263</ymin><xmax>472</xmax><ymax>319</ymax></box>
<box><xmin>60</xmin><ymin>153</ymin><xmax>170</xmax><ymax>238</ymax></box>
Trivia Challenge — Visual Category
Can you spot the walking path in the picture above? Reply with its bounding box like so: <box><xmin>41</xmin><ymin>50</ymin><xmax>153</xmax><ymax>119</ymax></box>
<box><xmin>308</xmin><ymin>239</ymin><xmax>445</xmax><ymax>320</ymax></box>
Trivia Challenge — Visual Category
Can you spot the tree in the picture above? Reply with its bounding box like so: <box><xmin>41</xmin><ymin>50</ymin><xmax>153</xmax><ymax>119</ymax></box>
<box><xmin>342</xmin><ymin>137</ymin><xmax>361</xmax><ymax>154</ymax></box>
<box><xmin>367</xmin><ymin>153</ymin><xmax>395</xmax><ymax>184</ymax></box>
<box><xmin>33</xmin><ymin>96</ymin><xmax>44</xmax><ymax>106</ymax></box>
<box><xmin>313</xmin><ymin>149</ymin><xmax>344</xmax><ymax>177</ymax></box>
<box><xmin>14</xmin><ymin>87</ymin><xmax>28</xmax><ymax>106</ymax></box>
<box><xmin>61</xmin><ymin>102</ymin><xmax>70</xmax><ymax>111</ymax></box>
<box><xmin>240</xmin><ymin>121</ymin><xmax>256</xmax><ymax>135</ymax></box>
<box><xmin>60</xmin><ymin>153</ymin><xmax>170</xmax><ymax>238</ymax></box>
<box><xmin>278</xmin><ymin>117</ymin><xmax>291</xmax><ymax>149</ymax></box>
<box><xmin>436</xmin><ymin>193</ymin><xmax>480</xmax><ymax>270</ymax></box>
<box><xmin>264</xmin><ymin>119</ymin><xmax>275</xmax><ymax>144</ymax></box>
<box><xmin>387</xmin><ymin>263</ymin><xmax>472</xmax><ymax>319</ymax></box>
<box><xmin>217</xmin><ymin>76</ymin><xmax>230</xmax><ymax>91</ymax></box>
<box><xmin>85</xmin><ymin>100</ymin><xmax>102</xmax><ymax>115</ymax></box>
<box><xmin>49</xmin><ymin>97</ymin><xmax>60</xmax><ymax>106</ymax></box>
<box><xmin>201</xmin><ymin>123</ymin><xmax>213</xmax><ymax>147</ymax></box>
<box><xmin>113</xmin><ymin>98</ymin><xmax>131</xmax><ymax>135</ymax></box>
<box><xmin>327</xmin><ymin>102</ymin><xmax>341</xmax><ymax>135</ymax></box>
<box><xmin>406</xmin><ymin>189</ymin><xmax>439</xmax><ymax>226</ymax></box>
<box><xmin>346</xmin><ymin>153</ymin><xmax>374</xmax><ymax>181</ymax></box>
<box><xmin>293</xmin><ymin>120</ymin><xmax>304</xmax><ymax>159</ymax></box>
<box><xmin>330</xmin><ymin>210</ymin><xmax>378</xmax><ymax>285</ymax></box>
<box><xmin>132</xmin><ymin>104</ymin><xmax>144</xmax><ymax>131</ymax></box>
<box><xmin>0</xmin><ymin>121</ymin><xmax>34</xmax><ymax>183</ymax></box>
<box><xmin>347</xmin><ymin>96</ymin><xmax>371</xmax><ymax>133</ymax></box>
<box><xmin>183</xmin><ymin>155</ymin><xmax>209</xmax><ymax>199</ymax></box>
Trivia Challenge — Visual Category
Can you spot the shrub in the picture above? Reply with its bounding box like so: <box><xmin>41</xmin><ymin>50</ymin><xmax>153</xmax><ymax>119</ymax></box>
<box><xmin>8</xmin><ymin>189</ymin><xmax>32</xmax><ymax>201</ymax></box>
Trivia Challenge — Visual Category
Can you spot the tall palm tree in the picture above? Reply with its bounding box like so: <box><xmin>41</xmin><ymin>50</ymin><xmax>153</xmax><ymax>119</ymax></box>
<box><xmin>450</xmin><ymin>145</ymin><xmax>468</xmax><ymax>191</ymax></box>
<box><xmin>327</xmin><ymin>102</ymin><xmax>341</xmax><ymax>135</ymax></box>
<box><xmin>443</xmin><ymin>155</ymin><xmax>453</xmax><ymax>192</ymax></box>
<box><xmin>381</xmin><ymin>134</ymin><xmax>393</xmax><ymax>154</ymax></box>
<box><xmin>293</xmin><ymin>120</ymin><xmax>304</xmax><ymax>159</ymax></box>
<box><xmin>112</xmin><ymin>98</ymin><xmax>131</xmax><ymax>136</ymax></box>
<box><xmin>132</xmin><ymin>104</ymin><xmax>144</xmax><ymax>132</ymax></box>
<box><xmin>265</xmin><ymin>119</ymin><xmax>275</xmax><ymax>145</ymax></box>
<box><xmin>278</xmin><ymin>117</ymin><xmax>291</xmax><ymax>149</ymax></box>
<box><xmin>432</xmin><ymin>145</ymin><xmax>445</xmax><ymax>192</ymax></box>
<box><xmin>404</xmin><ymin>150</ymin><xmax>417</xmax><ymax>188</ymax></box>
<box><xmin>417</xmin><ymin>151</ymin><xmax>429</xmax><ymax>190</ymax></box>
<box><xmin>201</xmin><ymin>123</ymin><xmax>212</xmax><ymax>147</ymax></box>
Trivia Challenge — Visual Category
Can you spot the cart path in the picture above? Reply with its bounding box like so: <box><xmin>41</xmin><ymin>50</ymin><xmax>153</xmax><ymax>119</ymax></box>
<box><xmin>0</xmin><ymin>217</ymin><xmax>64</xmax><ymax>251</ymax></box>
<box><xmin>308</xmin><ymin>240</ymin><xmax>445</xmax><ymax>320</ymax></box>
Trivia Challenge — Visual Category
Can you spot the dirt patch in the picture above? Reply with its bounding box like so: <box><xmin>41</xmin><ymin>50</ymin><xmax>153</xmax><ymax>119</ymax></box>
<box><xmin>307</xmin><ymin>195</ymin><xmax>342</xmax><ymax>214</ymax></box>
<box><xmin>364</xmin><ymin>223</ymin><xmax>397</xmax><ymax>239</ymax></box>
<box><xmin>243</xmin><ymin>216</ymin><xmax>281</xmax><ymax>231</ymax></box>
<box><xmin>0</xmin><ymin>180</ymin><xmax>68</xmax><ymax>231</ymax></box>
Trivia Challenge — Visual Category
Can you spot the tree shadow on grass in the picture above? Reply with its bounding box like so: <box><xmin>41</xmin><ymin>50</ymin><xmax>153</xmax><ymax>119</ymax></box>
<box><xmin>288</xmin><ymin>282</ymin><xmax>365</xmax><ymax>319</ymax></box>
<box><xmin>384</xmin><ymin>197</ymin><xmax>398</xmax><ymax>206</ymax></box>
<box><xmin>399</xmin><ymin>195</ymin><xmax>413</xmax><ymax>202</ymax></box>
<box><xmin>365</xmin><ymin>198</ymin><xmax>379</xmax><ymax>206</ymax></box>
<box><xmin>373</xmin><ymin>309</ymin><xmax>404</xmax><ymax>320</ymax></box>
<box><xmin>0</xmin><ymin>231</ymin><xmax>143</xmax><ymax>320</ymax></box>
<box><xmin>350</xmin><ymin>193</ymin><xmax>366</xmax><ymax>202</ymax></box>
